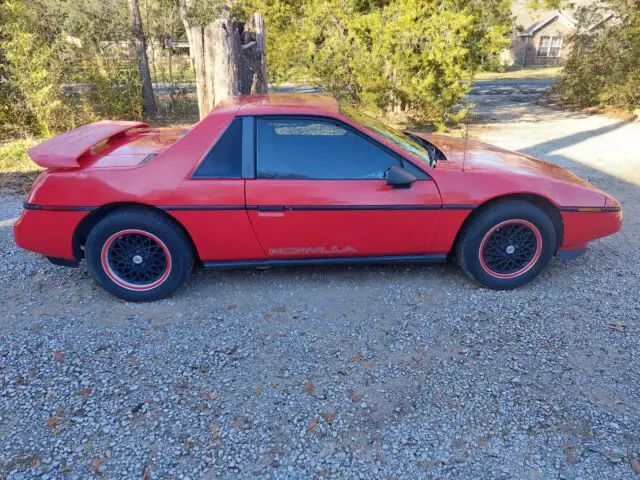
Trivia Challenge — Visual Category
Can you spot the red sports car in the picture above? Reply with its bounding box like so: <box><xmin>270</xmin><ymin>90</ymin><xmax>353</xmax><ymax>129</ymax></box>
<box><xmin>14</xmin><ymin>94</ymin><xmax>622</xmax><ymax>301</ymax></box>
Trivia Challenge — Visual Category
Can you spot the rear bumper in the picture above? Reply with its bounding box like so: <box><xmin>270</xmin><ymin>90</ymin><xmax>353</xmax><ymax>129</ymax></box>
<box><xmin>14</xmin><ymin>208</ymin><xmax>88</xmax><ymax>260</ymax></box>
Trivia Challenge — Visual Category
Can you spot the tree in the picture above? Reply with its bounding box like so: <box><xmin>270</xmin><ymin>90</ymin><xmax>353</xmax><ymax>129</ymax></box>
<box><xmin>130</xmin><ymin>0</ymin><xmax>158</xmax><ymax>116</ymax></box>
<box><xmin>253</xmin><ymin>0</ymin><xmax>511</xmax><ymax>128</ymax></box>
<box><xmin>180</xmin><ymin>0</ymin><xmax>268</xmax><ymax>118</ymax></box>
<box><xmin>557</xmin><ymin>0</ymin><xmax>640</xmax><ymax>111</ymax></box>
<box><xmin>0</xmin><ymin>0</ymin><xmax>144</xmax><ymax>138</ymax></box>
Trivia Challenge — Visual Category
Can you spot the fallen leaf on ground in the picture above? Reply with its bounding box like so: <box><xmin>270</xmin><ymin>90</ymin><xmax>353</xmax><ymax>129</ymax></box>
<box><xmin>630</xmin><ymin>458</ymin><xmax>640</xmax><ymax>476</ymax></box>
<box><xmin>322</xmin><ymin>411</ymin><xmax>336</xmax><ymax>424</ymax></box>
<box><xmin>307</xmin><ymin>418</ymin><xmax>319</xmax><ymax>431</ymax></box>
<box><xmin>349</xmin><ymin>393</ymin><xmax>363</xmax><ymax>402</ymax></box>
<box><xmin>78</xmin><ymin>386</ymin><xmax>92</xmax><ymax>400</ymax></box>
<box><xmin>564</xmin><ymin>441</ymin><xmax>579</xmax><ymax>465</ymax></box>
<box><xmin>202</xmin><ymin>392</ymin><xmax>219</xmax><ymax>400</ymax></box>
<box><xmin>53</xmin><ymin>350</ymin><xmax>64</xmax><ymax>362</ymax></box>
<box><xmin>304</xmin><ymin>380</ymin><xmax>314</xmax><ymax>394</ymax></box>
<box><xmin>44</xmin><ymin>416</ymin><xmax>63</xmax><ymax>428</ymax></box>
<box><xmin>90</xmin><ymin>456</ymin><xmax>106</xmax><ymax>473</ymax></box>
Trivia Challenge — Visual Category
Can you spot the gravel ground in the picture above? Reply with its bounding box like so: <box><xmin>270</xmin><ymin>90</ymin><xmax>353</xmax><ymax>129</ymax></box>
<box><xmin>1</xmin><ymin>99</ymin><xmax>639</xmax><ymax>479</ymax></box>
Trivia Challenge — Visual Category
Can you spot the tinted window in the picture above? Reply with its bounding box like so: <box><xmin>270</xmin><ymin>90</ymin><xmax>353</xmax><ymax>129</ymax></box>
<box><xmin>193</xmin><ymin>118</ymin><xmax>242</xmax><ymax>178</ymax></box>
<box><xmin>340</xmin><ymin>104</ymin><xmax>435</xmax><ymax>167</ymax></box>
<box><xmin>256</xmin><ymin>118</ymin><xmax>400</xmax><ymax>180</ymax></box>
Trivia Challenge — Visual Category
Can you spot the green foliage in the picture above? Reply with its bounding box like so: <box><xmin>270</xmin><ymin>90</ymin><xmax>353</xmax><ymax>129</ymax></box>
<box><xmin>1</xmin><ymin>1</ymin><xmax>70</xmax><ymax>137</ymax></box>
<box><xmin>250</xmin><ymin>0</ymin><xmax>511</xmax><ymax>128</ymax></box>
<box><xmin>0</xmin><ymin>0</ymin><xmax>144</xmax><ymax>141</ymax></box>
<box><xmin>0</xmin><ymin>0</ymin><xmax>513</xmax><ymax>139</ymax></box>
<box><xmin>0</xmin><ymin>139</ymin><xmax>41</xmax><ymax>173</ymax></box>
<box><xmin>82</xmin><ymin>58</ymin><xmax>144</xmax><ymax>120</ymax></box>
<box><xmin>557</xmin><ymin>0</ymin><xmax>640</xmax><ymax>111</ymax></box>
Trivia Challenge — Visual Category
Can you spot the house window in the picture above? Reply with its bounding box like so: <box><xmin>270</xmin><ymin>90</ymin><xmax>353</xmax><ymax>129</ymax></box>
<box><xmin>537</xmin><ymin>35</ymin><xmax>563</xmax><ymax>57</ymax></box>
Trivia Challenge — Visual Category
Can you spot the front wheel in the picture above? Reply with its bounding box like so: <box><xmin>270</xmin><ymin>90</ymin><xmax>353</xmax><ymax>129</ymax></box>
<box><xmin>456</xmin><ymin>201</ymin><xmax>557</xmax><ymax>290</ymax></box>
<box><xmin>85</xmin><ymin>208</ymin><xmax>194</xmax><ymax>301</ymax></box>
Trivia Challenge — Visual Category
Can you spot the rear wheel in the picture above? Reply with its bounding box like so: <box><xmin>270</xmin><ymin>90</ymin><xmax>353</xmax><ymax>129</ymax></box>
<box><xmin>85</xmin><ymin>208</ymin><xmax>193</xmax><ymax>301</ymax></box>
<box><xmin>456</xmin><ymin>200</ymin><xmax>556</xmax><ymax>290</ymax></box>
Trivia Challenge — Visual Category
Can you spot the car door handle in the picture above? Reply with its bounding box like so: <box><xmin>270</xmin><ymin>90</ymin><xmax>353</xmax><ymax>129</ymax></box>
<box><xmin>257</xmin><ymin>205</ymin><xmax>286</xmax><ymax>211</ymax></box>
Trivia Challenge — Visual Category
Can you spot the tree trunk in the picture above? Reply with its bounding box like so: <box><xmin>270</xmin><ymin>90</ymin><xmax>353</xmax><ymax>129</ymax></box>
<box><xmin>189</xmin><ymin>25</ymin><xmax>210</xmax><ymax>118</ymax></box>
<box><xmin>180</xmin><ymin>0</ymin><xmax>268</xmax><ymax>118</ymax></box>
<box><xmin>245</xmin><ymin>12</ymin><xmax>268</xmax><ymax>94</ymax></box>
<box><xmin>210</xmin><ymin>11</ymin><xmax>242</xmax><ymax>105</ymax></box>
<box><xmin>179</xmin><ymin>0</ymin><xmax>196</xmax><ymax>73</ymax></box>
<box><xmin>129</xmin><ymin>0</ymin><xmax>157</xmax><ymax>117</ymax></box>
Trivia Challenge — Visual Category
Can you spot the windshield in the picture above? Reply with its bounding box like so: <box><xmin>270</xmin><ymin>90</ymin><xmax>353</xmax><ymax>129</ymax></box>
<box><xmin>340</xmin><ymin>103</ymin><xmax>435</xmax><ymax>168</ymax></box>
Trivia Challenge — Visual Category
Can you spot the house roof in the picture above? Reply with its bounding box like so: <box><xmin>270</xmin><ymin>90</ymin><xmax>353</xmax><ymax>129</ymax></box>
<box><xmin>586</xmin><ymin>12</ymin><xmax>615</xmax><ymax>31</ymax></box>
<box><xmin>513</xmin><ymin>0</ymin><xmax>615</xmax><ymax>38</ymax></box>
<box><xmin>518</xmin><ymin>11</ymin><xmax>577</xmax><ymax>37</ymax></box>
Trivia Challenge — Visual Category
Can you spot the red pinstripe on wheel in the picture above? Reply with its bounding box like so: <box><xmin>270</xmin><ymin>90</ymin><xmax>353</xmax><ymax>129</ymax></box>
<box><xmin>479</xmin><ymin>219</ymin><xmax>543</xmax><ymax>279</ymax></box>
<box><xmin>101</xmin><ymin>229</ymin><xmax>172</xmax><ymax>291</ymax></box>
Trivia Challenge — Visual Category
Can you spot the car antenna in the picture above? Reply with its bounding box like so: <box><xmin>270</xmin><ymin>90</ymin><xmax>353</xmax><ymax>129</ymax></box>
<box><xmin>462</xmin><ymin>99</ymin><xmax>470</xmax><ymax>172</ymax></box>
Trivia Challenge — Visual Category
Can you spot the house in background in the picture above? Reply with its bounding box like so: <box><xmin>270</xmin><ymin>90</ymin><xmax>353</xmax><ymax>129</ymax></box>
<box><xmin>503</xmin><ymin>0</ymin><xmax>613</xmax><ymax>67</ymax></box>
<box><xmin>512</xmin><ymin>11</ymin><xmax>577</xmax><ymax>66</ymax></box>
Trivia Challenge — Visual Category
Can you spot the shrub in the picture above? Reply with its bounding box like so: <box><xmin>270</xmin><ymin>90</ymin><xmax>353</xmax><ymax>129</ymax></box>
<box><xmin>0</xmin><ymin>139</ymin><xmax>41</xmax><ymax>173</ymax></box>
<box><xmin>557</xmin><ymin>0</ymin><xmax>640</xmax><ymax>111</ymax></box>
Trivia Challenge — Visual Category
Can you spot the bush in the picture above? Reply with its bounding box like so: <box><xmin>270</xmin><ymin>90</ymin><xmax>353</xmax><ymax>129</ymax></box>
<box><xmin>0</xmin><ymin>0</ymin><xmax>142</xmax><ymax>142</ymax></box>
<box><xmin>252</xmin><ymin>0</ymin><xmax>512</xmax><ymax>129</ymax></box>
<box><xmin>0</xmin><ymin>139</ymin><xmax>41</xmax><ymax>173</ymax></box>
<box><xmin>557</xmin><ymin>1</ymin><xmax>640</xmax><ymax>111</ymax></box>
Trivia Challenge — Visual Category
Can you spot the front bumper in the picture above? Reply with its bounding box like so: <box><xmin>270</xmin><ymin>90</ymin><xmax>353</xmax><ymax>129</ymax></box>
<box><xmin>558</xmin><ymin>247</ymin><xmax>587</xmax><ymax>261</ymax></box>
<box><xmin>560</xmin><ymin>209</ymin><xmax>623</xmax><ymax>249</ymax></box>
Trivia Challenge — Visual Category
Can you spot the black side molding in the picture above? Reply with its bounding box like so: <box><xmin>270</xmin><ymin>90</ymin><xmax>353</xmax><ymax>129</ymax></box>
<box><xmin>203</xmin><ymin>254</ymin><xmax>447</xmax><ymax>269</ymax></box>
<box><xmin>24</xmin><ymin>203</ymin><xmax>96</xmax><ymax>212</ymax></box>
<box><xmin>559</xmin><ymin>206</ymin><xmax>622</xmax><ymax>213</ymax></box>
<box><xmin>157</xmin><ymin>205</ymin><xmax>246</xmax><ymax>211</ymax></box>
<box><xmin>25</xmin><ymin>203</ymin><xmax>479</xmax><ymax>212</ymax></box>
<box><xmin>441</xmin><ymin>205</ymin><xmax>477</xmax><ymax>210</ymax></box>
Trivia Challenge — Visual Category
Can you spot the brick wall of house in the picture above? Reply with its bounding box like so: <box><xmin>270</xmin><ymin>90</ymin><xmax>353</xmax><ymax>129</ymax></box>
<box><xmin>514</xmin><ymin>16</ymin><xmax>574</xmax><ymax>66</ymax></box>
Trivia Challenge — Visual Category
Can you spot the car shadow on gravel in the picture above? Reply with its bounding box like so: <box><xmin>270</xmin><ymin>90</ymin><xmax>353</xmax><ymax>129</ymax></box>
<box><xmin>518</xmin><ymin>121</ymin><xmax>630</xmax><ymax>161</ymax></box>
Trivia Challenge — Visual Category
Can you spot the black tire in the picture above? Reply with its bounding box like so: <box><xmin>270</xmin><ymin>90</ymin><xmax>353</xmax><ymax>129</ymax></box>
<box><xmin>455</xmin><ymin>200</ymin><xmax>557</xmax><ymax>290</ymax></box>
<box><xmin>85</xmin><ymin>208</ymin><xmax>194</xmax><ymax>301</ymax></box>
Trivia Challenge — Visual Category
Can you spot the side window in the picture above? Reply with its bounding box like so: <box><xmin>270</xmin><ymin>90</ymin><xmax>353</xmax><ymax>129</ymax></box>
<box><xmin>192</xmin><ymin>118</ymin><xmax>242</xmax><ymax>178</ymax></box>
<box><xmin>256</xmin><ymin>118</ymin><xmax>400</xmax><ymax>180</ymax></box>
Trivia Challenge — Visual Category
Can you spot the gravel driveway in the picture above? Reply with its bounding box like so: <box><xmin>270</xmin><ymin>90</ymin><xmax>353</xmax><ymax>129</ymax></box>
<box><xmin>1</xmin><ymin>96</ymin><xmax>639</xmax><ymax>479</ymax></box>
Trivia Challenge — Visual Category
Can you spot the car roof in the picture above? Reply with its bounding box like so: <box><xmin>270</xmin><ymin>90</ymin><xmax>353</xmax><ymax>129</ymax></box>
<box><xmin>216</xmin><ymin>93</ymin><xmax>341</xmax><ymax>116</ymax></box>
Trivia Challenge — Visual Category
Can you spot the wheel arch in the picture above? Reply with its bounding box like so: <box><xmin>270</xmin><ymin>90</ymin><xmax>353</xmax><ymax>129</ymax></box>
<box><xmin>452</xmin><ymin>193</ymin><xmax>564</xmax><ymax>255</ymax></box>
<box><xmin>72</xmin><ymin>202</ymin><xmax>200</xmax><ymax>263</ymax></box>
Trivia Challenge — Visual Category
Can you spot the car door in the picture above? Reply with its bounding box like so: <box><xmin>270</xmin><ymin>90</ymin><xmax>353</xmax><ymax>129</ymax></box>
<box><xmin>245</xmin><ymin>116</ymin><xmax>443</xmax><ymax>259</ymax></box>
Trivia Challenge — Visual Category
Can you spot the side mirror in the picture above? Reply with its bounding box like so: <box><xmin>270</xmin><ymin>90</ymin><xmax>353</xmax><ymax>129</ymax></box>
<box><xmin>386</xmin><ymin>165</ymin><xmax>417</xmax><ymax>189</ymax></box>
